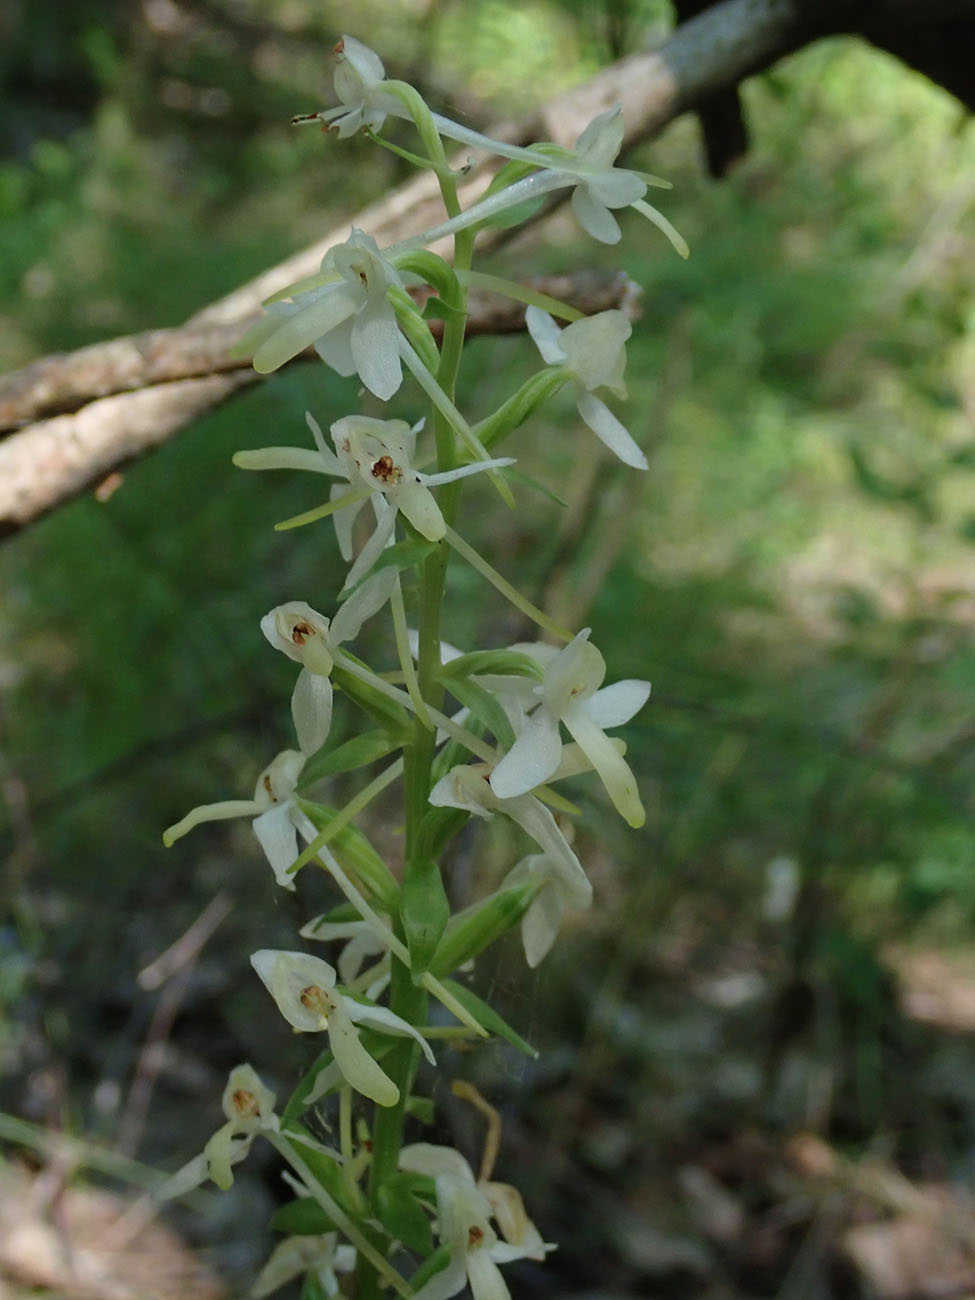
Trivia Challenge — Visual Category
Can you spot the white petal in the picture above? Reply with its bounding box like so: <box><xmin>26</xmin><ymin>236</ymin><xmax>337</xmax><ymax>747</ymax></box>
<box><xmin>396</xmin><ymin>481</ymin><xmax>445</xmax><ymax>540</ymax></box>
<box><xmin>429</xmin><ymin>765</ymin><xmax>495</xmax><ymax>817</ymax></box>
<box><xmin>343</xmin><ymin>999</ymin><xmax>436</xmax><ymax>1064</ymax></box>
<box><xmin>588</xmin><ymin>168</ymin><xmax>646</xmax><ymax>208</ymax></box>
<box><xmin>575</xmin><ymin>105</ymin><xmax>624</xmax><ymax>165</ymax></box>
<box><xmin>571</xmin><ymin>186</ymin><xmax>621</xmax><ymax>244</ymax></box>
<box><xmin>336</xmin><ymin>36</ymin><xmax>386</xmax><ymax>87</ymax></box>
<box><xmin>524</xmin><ymin>306</ymin><xmax>566</xmax><ymax>366</ymax></box>
<box><xmin>306</xmin><ymin>411</ymin><xmax>345</xmax><ymax>474</ymax></box>
<box><xmin>260</xmin><ymin>602</ymin><xmax>333</xmax><ymax>670</ymax></box>
<box><xmin>490</xmin><ymin>709</ymin><xmax>563</xmax><ymax>799</ymax></box>
<box><xmin>582</xmin><ymin>679</ymin><xmax>651</xmax><ymax>728</ymax></box>
<box><xmin>330</xmin><ymin>483</ymin><xmax>363</xmax><ymax>563</ymax></box>
<box><xmin>233</xmin><ymin>446</ymin><xmax>331</xmax><ymax>473</ymax></box>
<box><xmin>576</xmin><ymin>391</ymin><xmax>647</xmax><ymax>469</ymax></box>
<box><xmin>252</xmin><ymin>285</ymin><xmax>360</xmax><ymax>373</ymax></box>
<box><xmin>560</xmin><ymin>310</ymin><xmax>631</xmax><ymax>394</ymax></box>
<box><xmin>342</xmin><ymin>501</ymin><xmax>396</xmax><ymax>590</ymax></box>
<box><xmin>563</xmin><ymin>706</ymin><xmax>645</xmax><ymax>827</ymax></box>
<box><xmin>521</xmin><ymin>887</ymin><xmax>564</xmax><ymax>967</ymax></box>
<box><xmin>326</xmin><ymin>998</ymin><xmax>399</xmax><ymax>1106</ymax></box>
<box><xmin>331</xmin><ymin>567</ymin><xmax>396</xmax><ymax>644</ymax></box>
<box><xmin>163</xmin><ymin>798</ymin><xmax>262</xmax><ymax>846</ymax></box>
<box><xmin>252</xmin><ymin>804</ymin><xmax>299</xmax><ymax>890</ymax></box>
<box><xmin>400</xmin><ymin>1143</ymin><xmax>477</xmax><ymax>1184</ymax></box>
<box><xmin>351</xmin><ymin>299</ymin><xmax>402</xmax><ymax>399</ymax></box>
<box><xmin>314</xmin><ymin>321</ymin><xmax>357</xmax><ymax>377</ymax></box>
<box><xmin>291</xmin><ymin>669</ymin><xmax>333</xmax><ymax>756</ymax></box>
<box><xmin>157</xmin><ymin>1153</ymin><xmax>209</xmax><ymax>1200</ymax></box>
<box><xmin>251</xmin><ymin>949</ymin><xmax>337</xmax><ymax>1031</ymax></box>
<box><xmin>466</xmin><ymin>1247</ymin><xmax>512</xmax><ymax>1300</ymax></box>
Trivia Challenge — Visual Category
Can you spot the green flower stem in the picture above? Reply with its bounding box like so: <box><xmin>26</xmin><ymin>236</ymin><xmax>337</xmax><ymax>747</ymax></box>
<box><xmin>360</xmin><ymin>221</ymin><xmax>477</xmax><ymax>1300</ymax></box>
<box><xmin>268</xmin><ymin>1134</ymin><xmax>411</xmax><ymax>1296</ymax></box>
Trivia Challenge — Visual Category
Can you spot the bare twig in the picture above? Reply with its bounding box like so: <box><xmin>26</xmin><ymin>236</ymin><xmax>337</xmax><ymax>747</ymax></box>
<box><xmin>1</xmin><ymin>0</ymin><xmax>971</xmax><ymax>536</ymax></box>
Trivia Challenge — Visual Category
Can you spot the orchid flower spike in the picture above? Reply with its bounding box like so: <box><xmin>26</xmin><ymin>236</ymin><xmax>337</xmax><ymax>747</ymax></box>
<box><xmin>159</xmin><ymin>1064</ymin><xmax>280</xmax><ymax>1196</ymax></box>
<box><xmin>292</xmin><ymin>36</ymin><xmax>406</xmax><ymax>138</ymax></box>
<box><xmin>526</xmin><ymin>306</ymin><xmax>646</xmax><ymax>469</ymax></box>
<box><xmin>399</xmin><ymin>1143</ymin><xmax>553</xmax><ymax>1300</ymax></box>
<box><xmin>489</xmin><ymin>629</ymin><xmax>651</xmax><ymax>827</ymax></box>
<box><xmin>250</xmin><ymin>949</ymin><xmax>435</xmax><ymax>1107</ymax></box>
<box><xmin>251</xmin><ymin>230</ymin><xmax>405</xmax><ymax>398</ymax></box>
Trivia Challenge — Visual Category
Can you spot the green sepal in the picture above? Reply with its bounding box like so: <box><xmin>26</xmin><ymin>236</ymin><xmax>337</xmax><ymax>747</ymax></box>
<box><xmin>408</xmin><ymin>1244</ymin><xmax>454</xmax><ymax>1293</ymax></box>
<box><xmin>430</xmin><ymin>885</ymin><xmax>534</xmax><ymax>976</ymax></box>
<box><xmin>280</xmin><ymin>1049</ymin><xmax>335</xmax><ymax>1126</ymax></box>
<box><xmin>342</xmin><ymin>537</ymin><xmax>438</xmax><ymax>596</ymax></box>
<box><xmin>414</xmin><ymin>805</ymin><xmax>468</xmax><ymax>863</ymax></box>
<box><xmin>229</xmin><ymin>313</ymin><xmax>279</xmax><ymax>362</ymax></box>
<box><xmin>441</xmin><ymin>649</ymin><xmax>544</xmax><ymax>682</ymax></box>
<box><xmin>405</xmin><ymin>1094</ymin><xmax>435</xmax><ymax>1126</ymax></box>
<box><xmin>295</xmin><ymin>799</ymin><xmax>401</xmax><ymax>910</ymax></box>
<box><xmin>376</xmin><ymin>1173</ymin><xmax>435</xmax><ymax>1255</ymax></box>
<box><xmin>270</xmin><ymin>1196</ymin><xmax>334</xmax><ymax>1236</ymax></box>
<box><xmin>388</xmin><ymin>285</ymin><xmax>441</xmax><ymax>374</ymax></box>
<box><xmin>478</xmin><ymin>157</ymin><xmax>540</xmax><ymax>201</ymax></box>
<box><xmin>442</xmin><ymin>676</ymin><xmax>515</xmax><ymax>751</ymax></box>
<box><xmin>401</xmin><ymin>857</ymin><xmax>450</xmax><ymax>975</ymax></box>
<box><xmin>420</xmin><ymin>296</ymin><xmax>466</xmax><ymax>326</ymax></box>
<box><xmin>503</xmin><ymin>465</ymin><xmax>569</xmax><ymax>508</ymax></box>
<box><xmin>300</xmin><ymin>1275</ymin><xmax>330</xmax><ymax>1300</ymax></box>
<box><xmin>299</xmin><ymin>730</ymin><xmax>403</xmax><ymax>785</ymax></box>
<box><xmin>392</xmin><ymin>250</ymin><xmax>462</xmax><ymax>309</ymax></box>
<box><xmin>364</xmin><ymin>128</ymin><xmax>437</xmax><ymax>172</ymax></box>
<box><xmin>439</xmin><ymin>978</ymin><xmax>537</xmax><ymax>1057</ymax></box>
<box><xmin>474</xmin><ymin>366</ymin><xmax>567</xmax><ymax>450</ymax></box>
<box><xmin>279</xmin><ymin>1123</ymin><xmax>363</xmax><ymax>1217</ymax></box>
<box><xmin>334</xmin><ymin>657</ymin><xmax>412</xmax><ymax>736</ymax></box>
<box><xmin>303</xmin><ymin>900</ymin><xmax>363</xmax><ymax>929</ymax></box>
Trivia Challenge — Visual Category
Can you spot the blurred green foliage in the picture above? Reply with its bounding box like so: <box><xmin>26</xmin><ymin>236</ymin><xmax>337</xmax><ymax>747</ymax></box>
<box><xmin>0</xmin><ymin>1</ymin><xmax>973</xmax><ymax>1293</ymax></box>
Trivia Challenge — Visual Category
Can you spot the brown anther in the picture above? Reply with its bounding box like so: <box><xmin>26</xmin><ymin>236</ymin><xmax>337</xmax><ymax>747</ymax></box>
<box><xmin>300</xmin><ymin>984</ymin><xmax>325</xmax><ymax>1009</ymax></box>
<box><xmin>291</xmin><ymin>621</ymin><xmax>314</xmax><ymax>646</ymax></box>
<box><xmin>333</xmin><ymin>38</ymin><xmax>345</xmax><ymax>55</ymax></box>
<box><xmin>232</xmin><ymin>1089</ymin><xmax>259</xmax><ymax>1118</ymax></box>
<box><xmin>468</xmin><ymin>1225</ymin><xmax>485</xmax><ymax>1248</ymax></box>
<box><xmin>263</xmin><ymin>774</ymin><xmax>274</xmax><ymax>797</ymax></box>
<box><xmin>371</xmin><ymin>455</ymin><xmax>400</xmax><ymax>485</ymax></box>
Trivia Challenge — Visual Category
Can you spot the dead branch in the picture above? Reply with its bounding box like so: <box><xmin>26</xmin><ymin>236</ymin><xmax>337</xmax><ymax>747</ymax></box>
<box><xmin>1</xmin><ymin>0</ymin><xmax>971</xmax><ymax>536</ymax></box>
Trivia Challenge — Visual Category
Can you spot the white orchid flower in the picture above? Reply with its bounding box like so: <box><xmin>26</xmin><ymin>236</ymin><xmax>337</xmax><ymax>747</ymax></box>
<box><xmin>299</xmin><ymin>914</ymin><xmax>391</xmax><ymax>998</ymax></box>
<box><xmin>251</xmin><ymin>1232</ymin><xmax>356</xmax><ymax>1299</ymax></box>
<box><xmin>163</xmin><ymin>748</ymin><xmax>317</xmax><ymax>891</ymax></box>
<box><xmin>292</xmin><ymin>36</ymin><xmax>405</xmax><ymax>139</ymax></box>
<box><xmin>407</xmin><ymin>104</ymin><xmax>687</xmax><ymax>261</ymax></box>
<box><xmin>429</xmin><ymin>762</ymin><xmax>583</xmax><ymax>877</ymax></box>
<box><xmin>260</xmin><ymin>573</ymin><xmax>395</xmax><ymax>734</ymax></box>
<box><xmin>328</xmin><ymin>414</ymin><xmax>513</xmax><ymax>585</ymax></box>
<box><xmin>489</xmin><ymin>629</ymin><xmax>650</xmax><ymax>827</ymax></box>
<box><xmin>237</xmin><ymin>413</ymin><xmax>511</xmax><ymax>590</ymax></box>
<box><xmin>399</xmin><ymin>1143</ymin><xmax>552</xmax><ymax>1300</ymax></box>
<box><xmin>250</xmin><ymin>949</ymin><xmax>435</xmax><ymax>1107</ymax></box>
<box><xmin>525</xmin><ymin>306</ymin><xmax>646</xmax><ymax>469</ymax></box>
<box><xmin>251</xmin><ymin>230</ymin><xmax>405</xmax><ymax>398</ymax></box>
<box><xmin>159</xmin><ymin>1064</ymin><xmax>280</xmax><ymax>1196</ymax></box>
<box><xmin>501</xmin><ymin>851</ymin><xmax>592</xmax><ymax>968</ymax></box>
